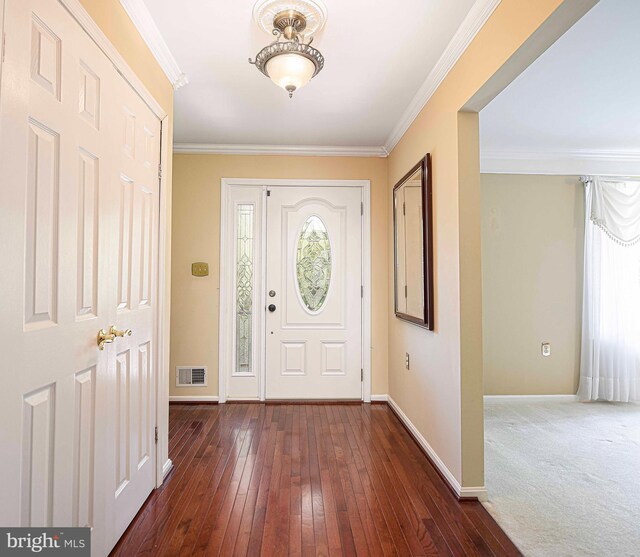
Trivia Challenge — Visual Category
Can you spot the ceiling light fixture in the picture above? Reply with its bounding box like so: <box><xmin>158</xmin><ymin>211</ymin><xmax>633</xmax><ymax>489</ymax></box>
<box><xmin>249</xmin><ymin>0</ymin><xmax>327</xmax><ymax>98</ymax></box>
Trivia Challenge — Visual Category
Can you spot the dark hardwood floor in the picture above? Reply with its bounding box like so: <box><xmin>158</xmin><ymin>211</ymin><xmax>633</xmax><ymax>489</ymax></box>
<box><xmin>111</xmin><ymin>403</ymin><xmax>521</xmax><ymax>556</ymax></box>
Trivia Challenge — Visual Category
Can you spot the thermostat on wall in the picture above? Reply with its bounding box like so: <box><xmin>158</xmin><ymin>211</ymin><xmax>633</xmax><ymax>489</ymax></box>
<box><xmin>192</xmin><ymin>262</ymin><xmax>209</xmax><ymax>277</ymax></box>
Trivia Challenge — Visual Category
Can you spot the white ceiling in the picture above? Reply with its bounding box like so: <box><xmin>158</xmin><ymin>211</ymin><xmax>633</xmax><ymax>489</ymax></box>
<box><xmin>144</xmin><ymin>0</ymin><xmax>479</xmax><ymax>148</ymax></box>
<box><xmin>480</xmin><ymin>0</ymin><xmax>640</xmax><ymax>157</ymax></box>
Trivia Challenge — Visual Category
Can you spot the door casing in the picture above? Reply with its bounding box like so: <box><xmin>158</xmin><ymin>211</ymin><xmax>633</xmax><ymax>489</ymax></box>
<box><xmin>219</xmin><ymin>179</ymin><xmax>372</xmax><ymax>403</ymax></box>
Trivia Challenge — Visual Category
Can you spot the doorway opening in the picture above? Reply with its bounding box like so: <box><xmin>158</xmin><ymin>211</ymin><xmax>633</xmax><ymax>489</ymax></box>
<box><xmin>475</xmin><ymin>0</ymin><xmax>640</xmax><ymax>554</ymax></box>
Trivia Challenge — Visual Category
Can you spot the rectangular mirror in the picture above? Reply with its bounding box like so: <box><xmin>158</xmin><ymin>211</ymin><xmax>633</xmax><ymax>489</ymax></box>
<box><xmin>393</xmin><ymin>154</ymin><xmax>434</xmax><ymax>329</ymax></box>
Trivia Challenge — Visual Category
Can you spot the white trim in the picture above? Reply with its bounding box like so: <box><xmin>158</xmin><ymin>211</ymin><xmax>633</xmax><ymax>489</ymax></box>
<box><xmin>119</xmin><ymin>0</ymin><xmax>188</xmax><ymax>89</ymax></box>
<box><xmin>0</xmin><ymin>0</ymin><xmax>5</xmax><ymax>97</ymax></box>
<box><xmin>484</xmin><ymin>394</ymin><xmax>579</xmax><ymax>403</ymax></box>
<box><xmin>361</xmin><ymin>183</ymin><xmax>372</xmax><ymax>403</ymax></box>
<box><xmin>459</xmin><ymin>486</ymin><xmax>489</xmax><ymax>501</ymax></box>
<box><xmin>57</xmin><ymin>0</ymin><xmax>167</xmax><ymax>119</ymax></box>
<box><xmin>384</xmin><ymin>0</ymin><xmax>501</xmax><ymax>153</ymax></box>
<box><xmin>222</xmin><ymin>178</ymin><xmax>371</xmax><ymax>188</ymax></box>
<box><xmin>370</xmin><ymin>394</ymin><xmax>388</xmax><ymax>402</ymax></box>
<box><xmin>481</xmin><ymin>149</ymin><xmax>640</xmax><ymax>176</ymax></box>
<box><xmin>169</xmin><ymin>395</ymin><xmax>220</xmax><ymax>403</ymax></box>
<box><xmin>155</xmin><ymin>115</ymin><xmax>171</xmax><ymax>488</ymax></box>
<box><xmin>174</xmin><ymin>143</ymin><xmax>388</xmax><ymax>158</ymax></box>
<box><xmin>219</xmin><ymin>179</ymin><xmax>372</xmax><ymax>403</ymax></box>
<box><xmin>259</xmin><ymin>189</ymin><xmax>268</xmax><ymax>401</ymax></box>
<box><xmin>219</xmin><ymin>183</ymin><xmax>229</xmax><ymax>404</ymax></box>
<box><xmin>162</xmin><ymin>459</ymin><xmax>173</xmax><ymax>479</ymax></box>
<box><xmin>387</xmin><ymin>396</ymin><xmax>488</xmax><ymax>502</ymax></box>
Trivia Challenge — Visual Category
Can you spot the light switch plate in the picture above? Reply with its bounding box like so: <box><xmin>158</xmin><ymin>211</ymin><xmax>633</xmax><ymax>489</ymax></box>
<box><xmin>192</xmin><ymin>262</ymin><xmax>209</xmax><ymax>277</ymax></box>
<box><xmin>541</xmin><ymin>342</ymin><xmax>551</xmax><ymax>357</ymax></box>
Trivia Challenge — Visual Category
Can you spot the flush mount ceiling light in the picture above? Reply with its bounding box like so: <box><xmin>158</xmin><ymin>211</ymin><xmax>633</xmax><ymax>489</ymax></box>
<box><xmin>249</xmin><ymin>0</ymin><xmax>327</xmax><ymax>98</ymax></box>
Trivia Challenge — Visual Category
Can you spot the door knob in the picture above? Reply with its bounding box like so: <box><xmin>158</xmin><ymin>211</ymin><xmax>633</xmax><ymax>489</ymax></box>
<box><xmin>110</xmin><ymin>325</ymin><xmax>132</xmax><ymax>338</ymax></box>
<box><xmin>97</xmin><ymin>329</ymin><xmax>115</xmax><ymax>350</ymax></box>
<box><xmin>268</xmin><ymin>304</ymin><xmax>276</xmax><ymax>312</ymax></box>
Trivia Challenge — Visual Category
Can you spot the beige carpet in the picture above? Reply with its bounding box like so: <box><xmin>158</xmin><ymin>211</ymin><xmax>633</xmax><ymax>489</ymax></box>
<box><xmin>483</xmin><ymin>398</ymin><xmax>640</xmax><ymax>557</ymax></box>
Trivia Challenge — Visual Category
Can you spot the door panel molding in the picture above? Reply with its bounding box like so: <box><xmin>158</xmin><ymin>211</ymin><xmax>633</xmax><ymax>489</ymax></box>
<box><xmin>219</xmin><ymin>178</ymin><xmax>372</xmax><ymax>403</ymax></box>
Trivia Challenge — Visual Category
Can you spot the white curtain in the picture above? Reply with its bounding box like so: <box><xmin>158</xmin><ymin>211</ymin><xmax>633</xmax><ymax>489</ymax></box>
<box><xmin>579</xmin><ymin>177</ymin><xmax>640</xmax><ymax>402</ymax></box>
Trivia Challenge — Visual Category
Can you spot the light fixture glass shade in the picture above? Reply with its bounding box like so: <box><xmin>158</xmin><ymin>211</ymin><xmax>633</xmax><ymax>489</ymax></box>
<box><xmin>265</xmin><ymin>53</ymin><xmax>316</xmax><ymax>94</ymax></box>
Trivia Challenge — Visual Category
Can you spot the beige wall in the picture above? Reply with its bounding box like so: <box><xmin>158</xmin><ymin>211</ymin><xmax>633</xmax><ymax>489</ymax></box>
<box><xmin>79</xmin><ymin>0</ymin><xmax>173</xmax><ymax>112</ymax></box>
<box><xmin>385</xmin><ymin>0</ymin><xmax>581</xmax><ymax>488</ymax></box>
<box><xmin>170</xmin><ymin>154</ymin><xmax>389</xmax><ymax>398</ymax></box>
<box><xmin>481</xmin><ymin>174</ymin><xmax>584</xmax><ymax>395</ymax></box>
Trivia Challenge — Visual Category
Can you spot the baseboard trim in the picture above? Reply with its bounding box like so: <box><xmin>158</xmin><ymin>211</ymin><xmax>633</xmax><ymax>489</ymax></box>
<box><xmin>162</xmin><ymin>458</ymin><xmax>173</xmax><ymax>480</ymax></box>
<box><xmin>169</xmin><ymin>395</ymin><xmax>219</xmax><ymax>403</ymax></box>
<box><xmin>264</xmin><ymin>399</ymin><xmax>362</xmax><ymax>405</ymax></box>
<box><xmin>387</xmin><ymin>396</ymin><xmax>488</xmax><ymax>502</ymax></box>
<box><xmin>484</xmin><ymin>394</ymin><xmax>579</xmax><ymax>403</ymax></box>
<box><xmin>370</xmin><ymin>394</ymin><xmax>389</xmax><ymax>403</ymax></box>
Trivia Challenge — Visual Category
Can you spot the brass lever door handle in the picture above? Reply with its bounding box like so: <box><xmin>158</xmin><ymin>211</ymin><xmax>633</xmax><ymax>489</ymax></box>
<box><xmin>110</xmin><ymin>326</ymin><xmax>132</xmax><ymax>338</ymax></box>
<box><xmin>97</xmin><ymin>329</ymin><xmax>116</xmax><ymax>350</ymax></box>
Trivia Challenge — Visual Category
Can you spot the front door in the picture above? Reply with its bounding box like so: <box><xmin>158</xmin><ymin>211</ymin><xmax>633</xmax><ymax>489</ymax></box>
<box><xmin>0</xmin><ymin>0</ymin><xmax>160</xmax><ymax>554</ymax></box>
<box><xmin>265</xmin><ymin>187</ymin><xmax>363</xmax><ymax>399</ymax></box>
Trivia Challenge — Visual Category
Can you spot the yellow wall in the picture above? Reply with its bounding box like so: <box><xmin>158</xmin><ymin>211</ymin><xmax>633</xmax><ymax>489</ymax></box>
<box><xmin>78</xmin><ymin>0</ymin><xmax>172</xmax><ymax>112</ymax></box>
<box><xmin>386</xmin><ymin>0</ymin><xmax>576</xmax><ymax>488</ymax></box>
<box><xmin>481</xmin><ymin>174</ymin><xmax>584</xmax><ymax>395</ymax></box>
<box><xmin>170</xmin><ymin>154</ymin><xmax>389</xmax><ymax>398</ymax></box>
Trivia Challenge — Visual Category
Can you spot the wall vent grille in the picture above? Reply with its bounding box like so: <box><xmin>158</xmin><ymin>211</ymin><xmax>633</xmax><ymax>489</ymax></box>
<box><xmin>176</xmin><ymin>366</ymin><xmax>208</xmax><ymax>387</ymax></box>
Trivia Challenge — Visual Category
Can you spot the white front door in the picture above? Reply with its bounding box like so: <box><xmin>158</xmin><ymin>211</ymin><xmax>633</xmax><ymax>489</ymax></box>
<box><xmin>265</xmin><ymin>187</ymin><xmax>363</xmax><ymax>399</ymax></box>
<box><xmin>0</xmin><ymin>0</ymin><xmax>160</xmax><ymax>554</ymax></box>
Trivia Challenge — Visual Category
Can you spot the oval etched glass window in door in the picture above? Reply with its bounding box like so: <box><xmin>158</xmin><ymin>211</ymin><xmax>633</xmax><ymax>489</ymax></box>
<box><xmin>296</xmin><ymin>215</ymin><xmax>332</xmax><ymax>312</ymax></box>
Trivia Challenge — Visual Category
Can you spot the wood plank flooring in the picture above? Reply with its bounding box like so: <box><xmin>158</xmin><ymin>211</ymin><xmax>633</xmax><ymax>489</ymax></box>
<box><xmin>110</xmin><ymin>403</ymin><xmax>521</xmax><ymax>556</ymax></box>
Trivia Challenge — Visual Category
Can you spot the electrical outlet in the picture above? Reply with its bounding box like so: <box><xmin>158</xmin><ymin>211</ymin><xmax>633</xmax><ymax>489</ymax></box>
<box><xmin>405</xmin><ymin>352</ymin><xmax>410</xmax><ymax>370</ymax></box>
<box><xmin>541</xmin><ymin>342</ymin><xmax>551</xmax><ymax>357</ymax></box>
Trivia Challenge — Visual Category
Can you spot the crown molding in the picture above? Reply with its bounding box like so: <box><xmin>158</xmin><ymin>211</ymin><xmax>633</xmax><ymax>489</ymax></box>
<box><xmin>173</xmin><ymin>143</ymin><xmax>389</xmax><ymax>158</ymax></box>
<box><xmin>119</xmin><ymin>0</ymin><xmax>188</xmax><ymax>90</ymax></box>
<box><xmin>481</xmin><ymin>148</ymin><xmax>640</xmax><ymax>175</ymax></box>
<box><xmin>384</xmin><ymin>0</ymin><xmax>502</xmax><ymax>154</ymax></box>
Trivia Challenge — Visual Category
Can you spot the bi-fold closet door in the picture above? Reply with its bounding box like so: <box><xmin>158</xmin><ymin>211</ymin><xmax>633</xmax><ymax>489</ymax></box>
<box><xmin>0</xmin><ymin>0</ymin><xmax>160</xmax><ymax>554</ymax></box>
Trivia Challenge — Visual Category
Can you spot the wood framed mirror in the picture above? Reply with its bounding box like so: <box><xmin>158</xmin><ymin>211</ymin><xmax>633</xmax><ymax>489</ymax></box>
<box><xmin>393</xmin><ymin>154</ymin><xmax>434</xmax><ymax>329</ymax></box>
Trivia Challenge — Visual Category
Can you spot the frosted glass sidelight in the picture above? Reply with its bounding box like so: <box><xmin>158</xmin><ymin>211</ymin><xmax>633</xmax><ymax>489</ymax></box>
<box><xmin>236</xmin><ymin>205</ymin><xmax>254</xmax><ymax>373</ymax></box>
<box><xmin>296</xmin><ymin>215</ymin><xmax>331</xmax><ymax>312</ymax></box>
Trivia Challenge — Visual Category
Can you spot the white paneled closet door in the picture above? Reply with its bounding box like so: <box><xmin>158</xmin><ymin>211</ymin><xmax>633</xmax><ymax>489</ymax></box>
<box><xmin>0</xmin><ymin>0</ymin><xmax>160</xmax><ymax>555</ymax></box>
